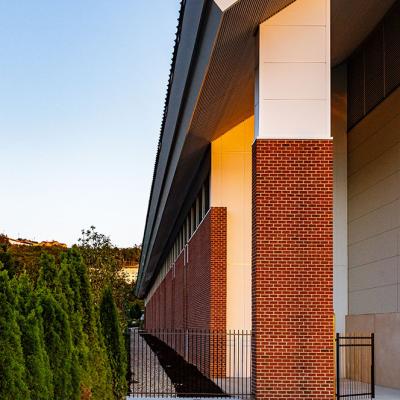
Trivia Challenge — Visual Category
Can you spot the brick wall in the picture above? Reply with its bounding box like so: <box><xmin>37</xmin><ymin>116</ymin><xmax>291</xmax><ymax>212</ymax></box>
<box><xmin>165</xmin><ymin>269</ymin><xmax>174</xmax><ymax>330</ymax></box>
<box><xmin>186</xmin><ymin>207</ymin><xmax>227</xmax><ymax>331</ymax></box>
<box><xmin>144</xmin><ymin>207</ymin><xmax>227</xmax><ymax>376</ymax></box>
<box><xmin>145</xmin><ymin>207</ymin><xmax>227</xmax><ymax>331</ymax></box>
<box><xmin>174</xmin><ymin>252</ymin><xmax>185</xmax><ymax>330</ymax></box>
<box><xmin>252</xmin><ymin>139</ymin><xmax>334</xmax><ymax>399</ymax></box>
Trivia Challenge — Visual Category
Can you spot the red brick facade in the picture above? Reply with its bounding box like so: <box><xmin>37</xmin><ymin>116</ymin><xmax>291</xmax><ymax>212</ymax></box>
<box><xmin>252</xmin><ymin>139</ymin><xmax>334</xmax><ymax>399</ymax></box>
<box><xmin>143</xmin><ymin>207</ymin><xmax>227</xmax><ymax>377</ymax></box>
<box><xmin>144</xmin><ymin>206</ymin><xmax>227</xmax><ymax>332</ymax></box>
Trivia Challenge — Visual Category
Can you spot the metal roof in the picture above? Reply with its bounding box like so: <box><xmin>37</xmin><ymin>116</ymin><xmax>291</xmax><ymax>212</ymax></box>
<box><xmin>136</xmin><ymin>0</ymin><xmax>395</xmax><ymax>298</ymax></box>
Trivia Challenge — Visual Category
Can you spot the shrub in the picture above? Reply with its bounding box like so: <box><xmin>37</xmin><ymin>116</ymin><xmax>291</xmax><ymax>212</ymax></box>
<box><xmin>0</xmin><ymin>269</ymin><xmax>30</xmax><ymax>399</ymax></box>
<box><xmin>100</xmin><ymin>287</ymin><xmax>127</xmax><ymax>399</ymax></box>
<box><xmin>15</xmin><ymin>275</ymin><xmax>53</xmax><ymax>399</ymax></box>
<box><xmin>37</xmin><ymin>253</ymin><xmax>80</xmax><ymax>400</ymax></box>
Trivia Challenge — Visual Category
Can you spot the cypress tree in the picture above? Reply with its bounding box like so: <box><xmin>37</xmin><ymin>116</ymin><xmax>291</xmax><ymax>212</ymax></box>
<box><xmin>0</xmin><ymin>245</ymin><xmax>19</xmax><ymax>277</ymax></box>
<box><xmin>15</xmin><ymin>274</ymin><xmax>53</xmax><ymax>400</ymax></box>
<box><xmin>0</xmin><ymin>269</ymin><xmax>30</xmax><ymax>400</ymax></box>
<box><xmin>37</xmin><ymin>252</ymin><xmax>60</xmax><ymax>292</ymax></box>
<box><xmin>37</xmin><ymin>254</ymin><xmax>80</xmax><ymax>400</ymax></box>
<box><xmin>38</xmin><ymin>288</ymin><xmax>79</xmax><ymax>400</ymax></box>
<box><xmin>71</xmin><ymin>248</ymin><xmax>114</xmax><ymax>400</ymax></box>
<box><xmin>100</xmin><ymin>287</ymin><xmax>128</xmax><ymax>400</ymax></box>
<box><xmin>59</xmin><ymin>250</ymin><xmax>92</xmax><ymax>399</ymax></box>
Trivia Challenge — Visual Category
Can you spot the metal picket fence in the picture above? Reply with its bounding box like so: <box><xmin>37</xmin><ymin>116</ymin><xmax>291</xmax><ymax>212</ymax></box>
<box><xmin>127</xmin><ymin>328</ymin><xmax>252</xmax><ymax>398</ymax></box>
<box><xmin>336</xmin><ymin>333</ymin><xmax>375</xmax><ymax>399</ymax></box>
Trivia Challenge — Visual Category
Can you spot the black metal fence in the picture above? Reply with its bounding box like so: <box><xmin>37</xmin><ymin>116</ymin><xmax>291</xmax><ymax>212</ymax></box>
<box><xmin>336</xmin><ymin>333</ymin><xmax>375</xmax><ymax>399</ymax></box>
<box><xmin>127</xmin><ymin>328</ymin><xmax>252</xmax><ymax>398</ymax></box>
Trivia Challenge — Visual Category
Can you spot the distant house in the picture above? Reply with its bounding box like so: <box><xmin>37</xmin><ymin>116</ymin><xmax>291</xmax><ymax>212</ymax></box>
<box><xmin>6</xmin><ymin>237</ymin><xmax>67</xmax><ymax>248</ymax></box>
<box><xmin>122</xmin><ymin>262</ymin><xmax>139</xmax><ymax>284</ymax></box>
<box><xmin>8</xmin><ymin>238</ymin><xmax>37</xmax><ymax>246</ymax></box>
<box><xmin>38</xmin><ymin>240</ymin><xmax>67</xmax><ymax>248</ymax></box>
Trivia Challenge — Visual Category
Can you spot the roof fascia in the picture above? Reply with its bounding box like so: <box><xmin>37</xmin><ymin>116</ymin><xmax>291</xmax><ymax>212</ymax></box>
<box><xmin>136</xmin><ymin>0</ymin><xmax>223</xmax><ymax>297</ymax></box>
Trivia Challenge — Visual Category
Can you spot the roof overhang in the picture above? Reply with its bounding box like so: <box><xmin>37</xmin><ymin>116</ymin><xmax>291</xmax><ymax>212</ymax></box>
<box><xmin>136</xmin><ymin>0</ymin><xmax>396</xmax><ymax>298</ymax></box>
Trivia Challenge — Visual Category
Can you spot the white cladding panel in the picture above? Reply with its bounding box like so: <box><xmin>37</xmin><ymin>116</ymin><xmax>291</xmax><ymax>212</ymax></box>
<box><xmin>211</xmin><ymin>117</ymin><xmax>253</xmax><ymax>331</ymax></box>
<box><xmin>260</xmin><ymin>62</ymin><xmax>326</xmax><ymax>99</ymax></box>
<box><xmin>214</xmin><ymin>0</ymin><xmax>240</xmax><ymax>11</ymax></box>
<box><xmin>263</xmin><ymin>0</ymin><xmax>326</xmax><ymax>26</ymax></box>
<box><xmin>256</xmin><ymin>0</ymin><xmax>331</xmax><ymax>139</ymax></box>
<box><xmin>332</xmin><ymin>65</ymin><xmax>348</xmax><ymax>334</ymax></box>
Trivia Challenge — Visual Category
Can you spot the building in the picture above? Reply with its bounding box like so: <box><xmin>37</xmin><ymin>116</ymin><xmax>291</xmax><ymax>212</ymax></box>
<box><xmin>6</xmin><ymin>237</ymin><xmax>67</xmax><ymax>248</ymax></box>
<box><xmin>136</xmin><ymin>0</ymin><xmax>400</xmax><ymax>398</ymax></box>
<box><xmin>122</xmin><ymin>262</ymin><xmax>139</xmax><ymax>283</ymax></box>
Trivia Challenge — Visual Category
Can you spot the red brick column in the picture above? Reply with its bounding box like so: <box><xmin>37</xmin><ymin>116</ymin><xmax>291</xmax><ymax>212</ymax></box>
<box><xmin>252</xmin><ymin>139</ymin><xmax>334</xmax><ymax>399</ymax></box>
<box><xmin>209</xmin><ymin>207</ymin><xmax>227</xmax><ymax>332</ymax></box>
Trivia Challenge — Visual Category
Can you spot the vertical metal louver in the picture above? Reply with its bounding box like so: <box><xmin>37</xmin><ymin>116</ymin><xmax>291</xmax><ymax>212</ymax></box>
<box><xmin>347</xmin><ymin>0</ymin><xmax>400</xmax><ymax>130</ymax></box>
<box><xmin>384</xmin><ymin>2</ymin><xmax>400</xmax><ymax>95</ymax></box>
<box><xmin>348</xmin><ymin>50</ymin><xmax>365</xmax><ymax>129</ymax></box>
<box><xmin>365</xmin><ymin>26</ymin><xmax>384</xmax><ymax>113</ymax></box>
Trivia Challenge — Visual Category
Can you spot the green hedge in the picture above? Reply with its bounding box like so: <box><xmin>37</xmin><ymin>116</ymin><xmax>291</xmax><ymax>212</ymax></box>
<box><xmin>0</xmin><ymin>248</ymin><xmax>127</xmax><ymax>400</ymax></box>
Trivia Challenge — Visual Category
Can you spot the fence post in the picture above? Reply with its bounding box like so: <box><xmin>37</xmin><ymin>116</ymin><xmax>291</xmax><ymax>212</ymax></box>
<box><xmin>336</xmin><ymin>333</ymin><xmax>340</xmax><ymax>400</ymax></box>
<box><xmin>126</xmin><ymin>327</ymin><xmax>132</xmax><ymax>396</ymax></box>
<box><xmin>371</xmin><ymin>333</ymin><xmax>375</xmax><ymax>399</ymax></box>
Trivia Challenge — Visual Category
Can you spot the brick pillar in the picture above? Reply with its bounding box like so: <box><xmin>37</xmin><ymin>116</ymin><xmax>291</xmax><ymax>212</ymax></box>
<box><xmin>252</xmin><ymin>139</ymin><xmax>334</xmax><ymax>399</ymax></box>
<box><xmin>209</xmin><ymin>207</ymin><xmax>227</xmax><ymax>378</ymax></box>
<box><xmin>209</xmin><ymin>207</ymin><xmax>227</xmax><ymax>331</ymax></box>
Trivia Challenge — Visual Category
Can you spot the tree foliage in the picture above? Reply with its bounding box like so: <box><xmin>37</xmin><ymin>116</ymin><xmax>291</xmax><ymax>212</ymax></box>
<box><xmin>14</xmin><ymin>274</ymin><xmax>53</xmax><ymax>400</ymax></box>
<box><xmin>36</xmin><ymin>254</ymin><xmax>80</xmax><ymax>398</ymax></box>
<box><xmin>0</xmin><ymin>244</ymin><xmax>19</xmax><ymax>277</ymax></box>
<box><xmin>0</xmin><ymin>269</ymin><xmax>30</xmax><ymax>400</ymax></box>
<box><xmin>100</xmin><ymin>287</ymin><xmax>128</xmax><ymax>400</ymax></box>
<box><xmin>0</xmin><ymin>234</ymin><xmax>134</xmax><ymax>400</ymax></box>
<box><xmin>78</xmin><ymin>226</ymin><xmax>143</xmax><ymax>326</ymax></box>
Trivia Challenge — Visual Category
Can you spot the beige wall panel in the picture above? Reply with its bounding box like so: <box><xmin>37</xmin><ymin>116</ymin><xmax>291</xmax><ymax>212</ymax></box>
<box><xmin>348</xmin><ymin>87</ymin><xmax>400</xmax><ymax>152</ymax></box>
<box><xmin>348</xmin><ymin>173</ymin><xmax>400</xmax><ymax>222</ymax></box>
<box><xmin>346</xmin><ymin>314</ymin><xmax>375</xmax><ymax>334</ymax></box>
<box><xmin>211</xmin><ymin>116</ymin><xmax>253</xmax><ymax>330</ymax></box>
<box><xmin>375</xmin><ymin>314</ymin><xmax>400</xmax><ymax>389</ymax></box>
<box><xmin>348</xmin><ymin>114</ymin><xmax>400</xmax><ymax>175</ymax></box>
<box><xmin>346</xmin><ymin>312</ymin><xmax>400</xmax><ymax>389</ymax></box>
<box><xmin>348</xmin><ymin>87</ymin><xmax>400</xmax><ymax>318</ymax></box>
<box><xmin>349</xmin><ymin>285</ymin><xmax>397</xmax><ymax>315</ymax></box>
<box><xmin>349</xmin><ymin>229</ymin><xmax>399</xmax><ymax>268</ymax></box>
<box><xmin>349</xmin><ymin>257</ymin><xmax>398</xmax><ymax>292</ymax></box>
<box><xmin>348</xmin><ymin>144</ymin><xmax>400</xmax><ymax>198</ymax></box>
<box><xmin>348</xmin><ymin>200</ymin><xmax>400</xmax><ymax>245</ymax></box>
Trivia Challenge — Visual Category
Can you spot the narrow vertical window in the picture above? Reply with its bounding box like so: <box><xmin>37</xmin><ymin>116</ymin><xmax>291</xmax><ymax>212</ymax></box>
<box><xmin>198</xmin><ymin>190</ymin><xmax>203</xmax><ymax>225</ymax></box>
<box><xmin>191</xmin><ymin>207</ymin><xmax>195</xmax><ymax>234</ymax></box>
<box><xmin>205</xmin><ymin>175</ymin><xmax>210</xmax><ymax>212</ymax></box>
<box><xmin>201</xmin><ymin>184</ymin><xmax>206</xmax><ymax>217</ymax></box>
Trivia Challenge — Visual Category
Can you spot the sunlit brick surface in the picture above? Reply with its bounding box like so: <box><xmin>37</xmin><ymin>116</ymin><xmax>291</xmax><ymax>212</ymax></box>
<box><xmin>252</xmin><ymin>139</ymin><xmax>334</xmax><ymax>399</ymax></box>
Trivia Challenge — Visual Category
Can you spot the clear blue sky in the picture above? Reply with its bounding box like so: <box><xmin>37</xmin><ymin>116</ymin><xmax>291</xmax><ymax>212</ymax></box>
<box><xmin>0</xmin><ymin>0</ymin><xmax>181</xmax><ymax>247</ymax></box>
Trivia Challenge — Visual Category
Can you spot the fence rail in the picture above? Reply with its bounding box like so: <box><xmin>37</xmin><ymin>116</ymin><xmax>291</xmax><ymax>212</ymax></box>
<box><xmin>336</xmin><ymin>333</ymin><xmax>375</xmax><ymax>399</ymax></box>
<box><xmin>128</xmin><ymin>329</ymin><xmax>375</xmax><ymax>399</ymax></box>
<box><xmin>128</xmin><ymin>328</ymin><xmax>252</xmax><ymax>398</ymax></box>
